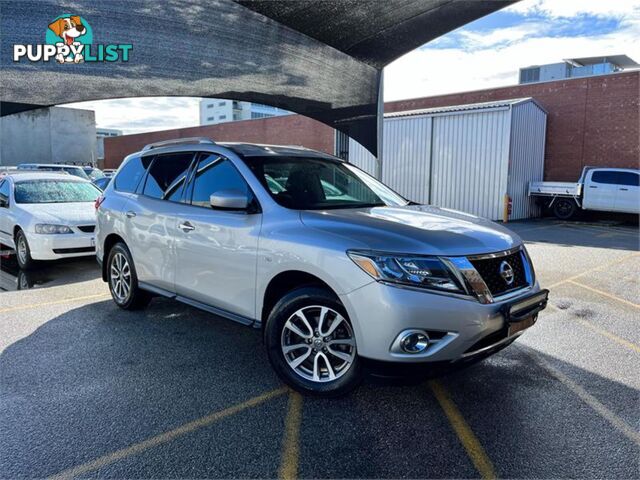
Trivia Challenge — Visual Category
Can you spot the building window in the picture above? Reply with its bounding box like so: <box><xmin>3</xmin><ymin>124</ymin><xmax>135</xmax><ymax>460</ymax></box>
<box><xmin>219</xmin><ymin>115</ymin><xmax>227</xmax><ymax>120</ymax></box>
<box><xmin>206</xmin><ymin>104</ymin><xmax>213</xmax><ymax>109</ymax></box>
<box><xmin>251</xmin><ymin>112</ymin><xmax>275</xmax><ymax>119</ymax></box>
<box><xmin>218</xmin><ymin>101</ymin><xmax>226</xmax><ymax>106</ymax></box>
<box><xmin>207</xmin><ymin>117</ymin><xmax>214</xmax><ymax>121</ymax></box>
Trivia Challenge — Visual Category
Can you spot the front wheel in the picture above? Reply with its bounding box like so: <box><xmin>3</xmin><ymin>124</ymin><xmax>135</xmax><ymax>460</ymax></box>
<box><xmin>264</xmin><ymin>287</ymin><xmax>363</xmax><ymax>397</ymax></box>
<box><xmin>15</xmin><ymin>230</ymin><xmax>35</xmax><ymax>270</ymax></box>
<box><xmin>107</xmin><ymin>242</ymin><xmax>151</xmax><ymax>310</ymax></box>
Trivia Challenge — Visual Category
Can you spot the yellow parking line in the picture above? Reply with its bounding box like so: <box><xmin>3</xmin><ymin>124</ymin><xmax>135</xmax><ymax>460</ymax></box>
<box><xmin>548</xmin><ymin>252</ymin><xmax>640</xmax><ymax>289</ymax></box>
<box><xmin>0</xmin><ymin>293</ymin><xmax>110</xmax><ymax>314</ymax></box>
<box><xmin>546</xmin><ymin>304</ymin><xmax>640</xmax><ymax>353</ymax></box>
<box><xmin>429</xmin><ymin>380</ymin><xmax>496</xmax><ymax>480</ymax></box>
<box><xmin>568</xmin><ymin>280</ymin><xmax>640</xmax><ymax>310</ymax></box>
<box><xmin>49</xmin><ymin>387</ymin><xmax>288</xmax><ymax>480</ymax></box>
<box><xmin>530</xmin><ymin>352</ymin><xmax>640</xmax><ymax>447</ymax></box>
<box><xmin>278</xmin><ymin>391</ymin><xmax>303</xmax><ymax>480</ymax></box>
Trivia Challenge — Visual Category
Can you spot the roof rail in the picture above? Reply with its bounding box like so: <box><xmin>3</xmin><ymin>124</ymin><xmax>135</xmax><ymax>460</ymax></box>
<box><xmin>142</xmin><ymin>137</ymin><xmax>216</xmax><ymax>151</ymax></box>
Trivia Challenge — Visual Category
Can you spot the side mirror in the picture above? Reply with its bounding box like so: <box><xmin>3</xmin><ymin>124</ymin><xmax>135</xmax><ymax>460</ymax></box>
<box><xmin>210</xmin><ymin>189</ymin><xmax>249</xmax><ymax>210</ymax></box>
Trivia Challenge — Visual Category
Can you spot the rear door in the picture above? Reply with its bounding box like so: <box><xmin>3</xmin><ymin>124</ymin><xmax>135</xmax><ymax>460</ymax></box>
<box><xmin>614</xmin><ymin>171</ymin><xmax>640</xmax><ymax>214</ymax></box>
<box><xmin>583</xmin><ymin>169</ymin><xmax>618</xmax><ymax>212</ymax></box>
<box><xmin>172</xmin><ymin>153</ymin><xmax>261</xmax><ymax>321</ymax></box>
<box><xmin>123</xmin><ymin>152</ymin><xmax>194</xmax><ymax>291</ymax></box>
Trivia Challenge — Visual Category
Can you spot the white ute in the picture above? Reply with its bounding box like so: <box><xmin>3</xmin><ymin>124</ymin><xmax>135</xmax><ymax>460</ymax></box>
<box><xmin>529</xmin><ymin>167</ymin><xmax>639</xmax><ymax>219</ymax></box>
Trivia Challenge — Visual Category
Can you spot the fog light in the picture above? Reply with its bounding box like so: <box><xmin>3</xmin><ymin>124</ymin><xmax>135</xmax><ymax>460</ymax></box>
<box><xmin>400</xmin><ymin>332</ymin><xmax>429</xmax><ymax>353</ymax></box>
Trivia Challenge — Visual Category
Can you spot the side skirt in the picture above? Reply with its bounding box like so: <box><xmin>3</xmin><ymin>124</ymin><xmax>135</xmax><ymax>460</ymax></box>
<box><xmin>139</xmin><ymin>281</ymin><xmax>258</xmax><ymax>328</ymax></box>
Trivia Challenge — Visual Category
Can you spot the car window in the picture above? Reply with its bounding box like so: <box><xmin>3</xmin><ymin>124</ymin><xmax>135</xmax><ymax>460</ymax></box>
<box><xmin>14</xmin><ymin>180</ymin><xmax>100</xmax><ymax>204</ymax></box>
<box><xmin>245</xmin><ymin>156</ymin><xmax>407</xmax><ymax>210</ymax></box>
<box><xmin>189</xmin><ymin>154</ymin><xmax>249</xmax><ymax>208</ymax></box>
<box><xmin>114</xmin><ymin>156</ymin><xmax>149</xmax><ymax>193</ymax></box>
<box><xmin>143</xmin><ymin>153</ymin><xmax>194</xmax><ymax>201</ymax></box>
<box><xmin>616</xmin><ymin>172</ymin><xmax>639</xmax><ymax>187</ymax></box>
<box><xmin>591</xmin><ymin>171</ymin><xmax>619</xmax><ymax>185</ymax></box>
<box><xmin>0</xmin><ymin>180</ymin><xmax>9</xmax><ymax>206</ymax></box>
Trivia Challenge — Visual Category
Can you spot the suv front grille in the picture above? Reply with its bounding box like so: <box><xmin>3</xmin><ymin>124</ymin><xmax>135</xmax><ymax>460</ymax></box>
<box><xmin>469</xmin><ymin>250</ymin><xmax>529</xmax><ymax>296</ymax></box>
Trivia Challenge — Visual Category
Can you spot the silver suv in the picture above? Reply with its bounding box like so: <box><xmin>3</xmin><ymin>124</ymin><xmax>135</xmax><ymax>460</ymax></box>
<box><xmin>96</xmin><ymin>138</ymin><xmax>548</xmax><ymax>396</ymax></box>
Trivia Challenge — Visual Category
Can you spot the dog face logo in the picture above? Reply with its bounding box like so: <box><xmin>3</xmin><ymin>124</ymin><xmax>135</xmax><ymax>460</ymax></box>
<box><xmin>48</xmin><ymin>16</ymin><xmax>86</xmax><ymax>46</ymax></box>
<box><xmin>46</xmin><ymin>15</ymin><xmax>92</xmax><ymax>63</ymax></box>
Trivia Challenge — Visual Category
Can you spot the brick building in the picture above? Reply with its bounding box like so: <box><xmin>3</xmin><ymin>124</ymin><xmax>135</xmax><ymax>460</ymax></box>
<box><xmin>104</xmin><ymin>71</ymin><xmax>639</xmax><ymax>181</ymax></box>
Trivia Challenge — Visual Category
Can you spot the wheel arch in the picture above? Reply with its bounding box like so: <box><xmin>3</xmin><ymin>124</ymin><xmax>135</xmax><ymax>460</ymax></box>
<box><xmin>260</xmin><ymin>270</ymin><xmax>340</xmax><ymax>326</ymax></box>
<box><xmin>102</xmin><ymin>233</ymin><xmax>126</xmax><ymax>281</ymax></box>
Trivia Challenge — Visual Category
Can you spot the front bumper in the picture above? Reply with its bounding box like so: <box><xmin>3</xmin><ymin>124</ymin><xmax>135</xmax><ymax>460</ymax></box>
<box><xmin>27</xmin><ymin>232</ymin><xmax>95</xmax><ymax>260</ymax></box>
<box><xmin>340</xmin><ymin>281</ymin><xmax>546</xmax><ymax>363</ymax></box>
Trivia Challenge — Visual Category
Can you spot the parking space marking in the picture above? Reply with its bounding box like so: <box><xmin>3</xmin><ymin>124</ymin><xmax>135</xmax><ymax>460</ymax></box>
<box><xmin>278</xmin><ymin>391</ymin><xmax>303</xmax><ymax>480</ymax></box>
<box><xmin>567</xmin><ymin>280</ymin><xmax>640</xmax><ymax>310</ymax></box>
<box><xmin>0</xmin><ymin>293</ymin><xmax>110</xmax><ymax>315</ymax></box>
<box><xmin>48</xmin><ymin>387</ymin><xmax>288</xmax><ymax>480</ymax></box>
<box><xmin>529</xmin><ymin>351</ymin><xmax>640</xmax><ymax>447</ymax></box>
<box><xmin>548</xmin><ymin>252</ymin><xmax>640</xmax><ymax>289</ymax></box>
<box><xmin>429</xmin><ymin>380</ymin><xmax>496</xmax><ymax>480</ymax></box>
<box><xmin>546</xmin><ymin>304</ymin><xmax>640</xmax><ymax>353</ymax></box>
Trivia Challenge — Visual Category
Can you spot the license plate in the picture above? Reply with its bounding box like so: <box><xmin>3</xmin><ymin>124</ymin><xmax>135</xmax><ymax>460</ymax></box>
<box><xmin>508</xmin><ymin>315</ymin><xmax>536</xmax><ymax>336</ymax></box>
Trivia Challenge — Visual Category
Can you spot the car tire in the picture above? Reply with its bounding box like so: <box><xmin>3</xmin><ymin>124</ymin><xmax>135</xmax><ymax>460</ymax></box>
<box><xmin>264</xmin><ymin>286</ymin><xmax>363</xmax><ymax>397</ymax></box>
<box><xmin>15</xmin><ymin>229</ymin><xmax>35</xmax><ymax>270</ymax></box>
<box><xmin>107</xmin><ymin>242</ymin><xmax>151</xmax><ymax>310</ymax></box>
<box><xmin>552</xmin><ymin>198</ymin><xmax>577</xmax><ymax>220</ymax></box>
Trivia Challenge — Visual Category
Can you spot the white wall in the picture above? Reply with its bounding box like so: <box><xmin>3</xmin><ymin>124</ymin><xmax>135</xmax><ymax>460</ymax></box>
<box><xmin>0</xmin><ymin>107</ymin><xmax>96</xmax><ymax>166</ymax></box>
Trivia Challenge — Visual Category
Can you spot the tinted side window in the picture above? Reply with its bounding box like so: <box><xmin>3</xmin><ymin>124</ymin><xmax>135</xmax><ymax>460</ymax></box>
<box><xmin>616</xmin><ymin>172</ymin><xmax>639</xmax><ymax>187</ymax></box>
<box><xmin>591</xmin><ymin>171</ymin><xmax>619</xmax><ymax>185</ymax></box>
<box><xmin>190</xmin><ymin>155</ymin><xmax>249</xmax><ymax>208</ymax></box>
<box><xmin>114</xmin><ymin>156</ymin><xmax>148</xmax><ymax>193</ymax></box>
<box><xmin>143</xmin><ymin>153</ymin><xmax>194</xmax><ymax>201</ymax></box>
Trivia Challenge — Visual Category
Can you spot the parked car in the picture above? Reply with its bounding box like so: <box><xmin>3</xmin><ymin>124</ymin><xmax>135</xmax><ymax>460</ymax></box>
<box><xmin>17</xmin><ymin>163</ymin><xmax>91</xmax><ymax>180</ymax></box>
<box><xmin>93</xmin><ymin>176</ymin><xmax>111</xmax><ymax>191</ymax></box>
<box><xmin>529</xmin><ymin>167</ymin><xmax>640</xmax><ymax>220</ymax></box>
<box><xmin>96</xmin><ymin>138</ymin><xmax>548</xmax><ymax>396</ymax></box>
<box><xmin>83</xmin><ymin>166</ymin><xmax>106</xmax><ymax>181</ymax></box>
<box><xmin>102</xmin><ymin>169</ymin><xmax>117</xmax><ymax>177</ymax></box>
<box><xmin>0</xmin><ymin>173</ymin><xmax>101</xmax><ymax>269</ymax></box>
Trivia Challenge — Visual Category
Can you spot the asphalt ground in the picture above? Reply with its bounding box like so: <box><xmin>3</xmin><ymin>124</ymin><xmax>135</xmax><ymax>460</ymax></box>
<box><xmin>0</xmin><ymin>216</ymin><xmax>638</xmax><ymax>479</ymax></box>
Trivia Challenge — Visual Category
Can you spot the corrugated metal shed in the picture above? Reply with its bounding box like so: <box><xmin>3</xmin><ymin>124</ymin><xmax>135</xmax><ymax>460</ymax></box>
<box><xmin>348</xmin><ymin>98</ymin><xmax>547</xmax><ymax>221</ymax></box>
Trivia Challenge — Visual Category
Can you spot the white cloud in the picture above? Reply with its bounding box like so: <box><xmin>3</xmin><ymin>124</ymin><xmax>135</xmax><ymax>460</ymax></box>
<box><xmin>64</xmin><ymin>97</ymin><xmax>201</xmax><ymax>134</ymax></box>
<box><xmin>384</xmin><ymin>3</ymin><xmax>640</xmax><ymax>101</ymax></box>
<box><xmin>506</xmin><ymin>0</ymin><xmax>639</xmax><ymax>18</ymax></box>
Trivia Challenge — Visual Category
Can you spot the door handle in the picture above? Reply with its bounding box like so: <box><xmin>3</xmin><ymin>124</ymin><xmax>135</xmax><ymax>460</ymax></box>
<box><xmin>179</xmin><ymin>221</ymin><xmax>195</xmax><ymax>232</ymax></box>
<box><xmin>125</xmin><ymin>211</ymin><xmax>136</xmax><ymax>218</ymax></box>
<box><xmin>620</xmin><ymin>188</ymin><xmax>629</xmax><ymax>191</ymax></box>
<box><xmin>589</xmin><ymin>186</ymin><xmax>598</xmax><ymax>189</ymax></box>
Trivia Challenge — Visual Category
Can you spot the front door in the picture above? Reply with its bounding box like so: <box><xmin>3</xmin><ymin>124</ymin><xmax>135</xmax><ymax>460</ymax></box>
<box><xmin>173</xmin><ymin>153</ymin><xmax>261</xmax><ymax>321</ymax></box>
<box><xmin>583</xmin><ymin>170</ymin><xmax>618</xmax><ymax>212</ymax></box>
<box><xmin>614</xmin><ymin>171</ymin><xmax>640</xmax><ymax>214</ymax></box>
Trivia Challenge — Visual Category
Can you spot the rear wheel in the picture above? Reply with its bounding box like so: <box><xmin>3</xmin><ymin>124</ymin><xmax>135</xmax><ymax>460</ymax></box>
<box><xmin>107</xmin><ymin>242</ymin><xmax>151</xmax><ymax>310</ymax></box>
<box><xmin>15</xmin><ymin>230</ymin><xmax>35</xmax><ymax>270</ymax></box>
<box><xmin>264</xmin><ymin>287</ymin><xmax>363</xmax><ymax>397</ymax></box>
<box><xmin>552</xmin><ymin>198</ymin><xmax>577</xmax><ymax>220</ymax></box>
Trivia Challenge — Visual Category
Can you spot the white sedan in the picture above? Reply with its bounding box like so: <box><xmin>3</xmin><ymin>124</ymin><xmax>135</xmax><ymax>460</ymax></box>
<box><xmin>0</xmin><ymin>173</ymin><xmax>101</xmax><ymax>269</ymax></box>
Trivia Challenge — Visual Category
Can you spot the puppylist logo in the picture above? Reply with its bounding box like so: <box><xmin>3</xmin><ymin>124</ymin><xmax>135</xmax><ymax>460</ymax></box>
<box><xmin>13</xmin><ymin>14</ymin><xmax>132</xmax><ymax>64</ymax></box>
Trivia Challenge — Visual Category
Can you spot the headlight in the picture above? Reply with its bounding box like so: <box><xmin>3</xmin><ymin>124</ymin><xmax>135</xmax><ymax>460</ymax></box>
<box><xmin>347</xmin><ymin>250</ymin><xmax>464</xmax><ymax>293</ymax></box>
<box><xmin>34</xmin><ymin>224</ymin><xmax>73</xmax><ymax>234</ymax></box>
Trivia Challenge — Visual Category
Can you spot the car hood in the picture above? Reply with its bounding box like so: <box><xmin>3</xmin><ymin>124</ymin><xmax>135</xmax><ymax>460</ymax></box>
<box><xmin>18</xmin><ymin>202</ymin><xmax>96</xmax><ymax>225</ymax></box>
<box><xmin>300</xmin><ymin>205</ymin><xmax>521</xmax><ymax>256</ymax></box>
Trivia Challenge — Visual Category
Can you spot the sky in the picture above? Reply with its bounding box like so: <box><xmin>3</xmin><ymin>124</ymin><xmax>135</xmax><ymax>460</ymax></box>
<box><xmin>66</xmin><ymin>0</ymin><xmax>640</xmax><ymax>134</ymax></box>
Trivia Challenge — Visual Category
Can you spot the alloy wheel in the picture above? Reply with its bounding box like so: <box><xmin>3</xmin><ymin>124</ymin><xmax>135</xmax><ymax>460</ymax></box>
<box><xmin>281</xmin><ymin>305</ymin><xmax>356</xmax><ymax>383</ymax></box>
<box><xmin>110</xmin><ymin>252</ymin><xmax>132</xmax><ymax>302</ymax></box>
<box><xmin>17</xmin><ymin>236</ymin><xmax>27</xmax><ymax>265</ymax></box>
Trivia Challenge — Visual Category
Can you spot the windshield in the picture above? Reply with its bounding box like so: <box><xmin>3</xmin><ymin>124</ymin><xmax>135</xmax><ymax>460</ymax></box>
<box><xmin>15</xmin><ymin>180</ymin><xmax>101</xmax><ymax>204</ymax></box>
<box><xmin>245</xmin><ymin>156</ymin><xmax>407</xmax><ymax>210</ymax></box>
<box><xmin>63</xmin><ymin>167</ymin><xmax>90</xmax><ymax>180</ymax></box>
